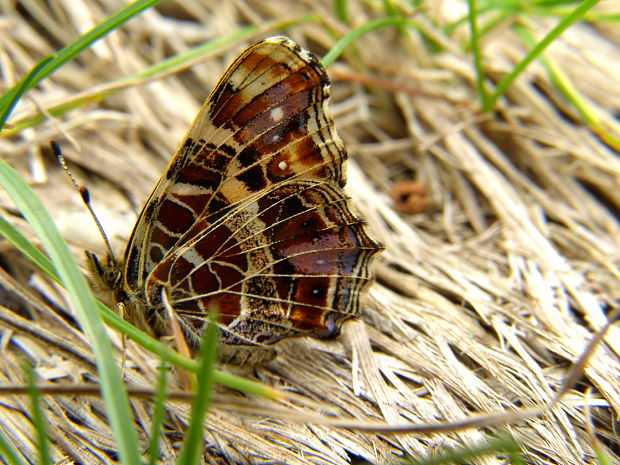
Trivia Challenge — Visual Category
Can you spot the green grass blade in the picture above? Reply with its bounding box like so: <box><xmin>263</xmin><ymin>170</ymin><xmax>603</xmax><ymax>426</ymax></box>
<box><xmin>0</xmin><ymin>56</ymin><xmax>55</xmax><ymax>130</ymax></box>
<box><xmin>593</xmin><ymin>445</ymin><xmax>613</xmax><ymax>465</ymax></box>
<box><xmin>321</xmin><ymin>16</ymin><xmax>413</xmax><ymax>68</ymax></box>
<box><xmin>0</xmin><ymin>214</ymin><xmax>59</xmax><ymax>281</ymax></box>
<box><xmin>334</xmin><ymin>0</ymin><xmax>350</xmax><ymax>24</ymax></box>
<box><xmin>0</xmin><ymin>427</ymin><xmax>28</xmax><ymax>465</ymax></box>
<box><xmin>515</xmin><ymin>23</ymin><xmax>620</xmax><ymax>148</ymax></box>
<box><xmin>1</xmin><ymin>95</ymin><xmax>109</xmax><ymax>137</ymax></box>
<box><xmin>0</xmin><ymin>0</ymin><xmax>163</xmax><ymax>128</ymax></box>
<box><xmin>176</xmin><ymin>313</ymin><xmax>219</xmax><ymax>465</ymax></box>
<box><xmin>485</xmin><ymin>0</ymin><xmax>601</xmax><ymax>111</ymax></box>
<box><xmin>0</xmin><ymin>159</ymin><xmax>142</xmax><ymax>465</ymax></box>
<box><xmin>25</xmin><ymin>364</ymin><xmax>51</xmax><ymax>465</ymax></box>
<box><xmin>147</xmin><ymin>362</ymin><xmax>168</xmax><ymax>465</ymax></box>
<box><xmin>467</xmin><ymin>0</ymin><xmax>489</xmax><ymax>108</ymax></box>
<box><xmin>400</xmin><ymin>434</ymin><xmax>522</xmax><ymax>464</ymax></box>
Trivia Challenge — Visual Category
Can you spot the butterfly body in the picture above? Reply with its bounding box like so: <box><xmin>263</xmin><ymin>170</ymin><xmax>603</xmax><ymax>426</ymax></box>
<box><xmin>90</xmin><ymin>37</ymin><xmax>381</xmax><ymax>364</ymax></box>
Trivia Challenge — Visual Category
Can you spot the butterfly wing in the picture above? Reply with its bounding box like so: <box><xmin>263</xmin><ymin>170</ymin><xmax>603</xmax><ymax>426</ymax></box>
<box><xmin>122</xmin><ymin>36</ymin><xmax>381</xmax><ymax>348</ymax></box>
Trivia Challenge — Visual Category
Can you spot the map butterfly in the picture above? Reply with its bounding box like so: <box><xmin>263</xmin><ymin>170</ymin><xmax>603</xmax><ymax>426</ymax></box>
<box><xmin>88</xmin><ymin>36</ymin><xmax>382</xmax><ymax>364</ymax></box>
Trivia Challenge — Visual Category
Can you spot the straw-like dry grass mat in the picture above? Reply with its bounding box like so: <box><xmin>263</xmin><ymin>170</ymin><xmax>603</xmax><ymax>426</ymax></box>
<box><xmin>1</xmin><ymin>1</ymin><xmax>619</xmax><ymax>464</ymax></box>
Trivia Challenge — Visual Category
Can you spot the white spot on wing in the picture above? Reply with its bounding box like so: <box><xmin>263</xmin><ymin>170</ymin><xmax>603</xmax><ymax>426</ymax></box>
<box><xmin>270</xmin><ymin>107</ymin><xmax>284</xmax><ymax>122</ymax></box>
<box><xmin>278</xmin><ymin>160</ymin><xmax>288</xmax><ymax>171</ymax></box>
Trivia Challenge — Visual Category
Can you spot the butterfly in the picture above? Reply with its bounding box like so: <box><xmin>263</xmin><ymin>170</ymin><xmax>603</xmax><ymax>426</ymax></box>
<box><xmin>87</xmin><ymin>36</ymin><xmax>382</xmax><ymax>364</ymax></box>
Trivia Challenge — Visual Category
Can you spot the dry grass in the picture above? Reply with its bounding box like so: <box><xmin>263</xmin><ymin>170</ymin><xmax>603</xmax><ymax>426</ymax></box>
<box><xmin>1</xmin><ymin>1</ymin><xmax>619</xmax><ymax>464</ymax></box>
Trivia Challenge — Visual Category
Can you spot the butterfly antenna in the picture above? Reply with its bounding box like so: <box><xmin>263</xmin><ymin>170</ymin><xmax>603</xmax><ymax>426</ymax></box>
<box><xmin>51</xmin><ymin>141</ymin><xmax>117</xmax><ymax>265</ymax></box>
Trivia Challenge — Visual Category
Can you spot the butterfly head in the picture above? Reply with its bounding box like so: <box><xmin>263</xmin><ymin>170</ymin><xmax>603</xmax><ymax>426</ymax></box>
<box><xmin>85</xmin><ymin>250</ymin><xmax>157</xmax><ymax>338</ymax></box>
<box><xmin>85</xmin><ymin>250</ymin><xmax>123</xmax><ymax>295</ymax></box>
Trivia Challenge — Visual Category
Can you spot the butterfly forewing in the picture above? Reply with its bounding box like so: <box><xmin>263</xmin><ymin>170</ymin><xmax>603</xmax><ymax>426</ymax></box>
<box><xmin>117</xmin><ymin>36</ymin><xmax>381</xmax><ymax>355</ymax></box>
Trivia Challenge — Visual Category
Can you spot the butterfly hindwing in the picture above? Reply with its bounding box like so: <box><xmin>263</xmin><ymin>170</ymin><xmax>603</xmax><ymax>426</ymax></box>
<box><xmin>145</xmin><ymin>181</ymin><xmax>378</xmax><ymax>346</ymax></box>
